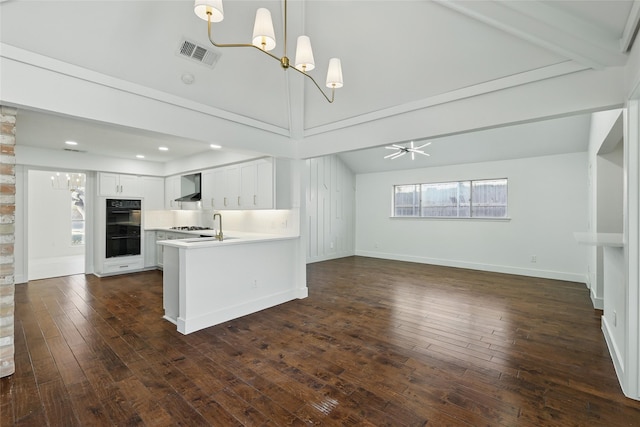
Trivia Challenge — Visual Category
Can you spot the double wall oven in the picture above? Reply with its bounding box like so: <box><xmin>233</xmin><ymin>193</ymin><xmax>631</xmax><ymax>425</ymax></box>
<box><xmin>105</xmin><ymin>199</ymin><xmax>141</xmax><ymax>258</ymax></box>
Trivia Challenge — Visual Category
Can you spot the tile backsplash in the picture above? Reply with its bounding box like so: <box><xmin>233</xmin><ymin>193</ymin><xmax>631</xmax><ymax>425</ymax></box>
<box><xmin>144</xmin><ymin>209</ymin><xmax>298</xmax><ymax>236</ymax></box>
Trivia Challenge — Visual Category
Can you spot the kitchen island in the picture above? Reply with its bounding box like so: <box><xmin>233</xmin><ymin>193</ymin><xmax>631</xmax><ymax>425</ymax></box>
<box><xmin>157</xmin><ymin>232</ymin><xmax>306</xmax><ymax>334</ymax></box>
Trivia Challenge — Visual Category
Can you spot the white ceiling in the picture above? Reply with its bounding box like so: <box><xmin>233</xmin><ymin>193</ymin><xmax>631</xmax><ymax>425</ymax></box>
<box><xmin>0</xmin><ymin>0</ymin><xmax>637</xmax><ymax>171</ymax></box>
<box><xmin>339</xmin><ymin>114</ymin><xmax>592</xmax><ymax>174</ymax></box>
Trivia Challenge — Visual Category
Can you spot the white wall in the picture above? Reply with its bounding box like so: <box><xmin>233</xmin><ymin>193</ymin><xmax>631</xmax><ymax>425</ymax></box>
<box><xmin>586</xmin><ymin>109</ymin><xmax>624</xmax><ymax>308</ymax></box>
<box><xmin>597</xmin><ymin>142</ymin><xmax>624</xmax><ymax>233</ymax></box>
<box><xmin>306</xmin><ymin>155</ymin><xmax>356</xmax><ymax>263</ymax></box>
<box><xmin>355</xmin><ymin>152</ymin><xmax>588</xmax><ymax>281</ymax></box>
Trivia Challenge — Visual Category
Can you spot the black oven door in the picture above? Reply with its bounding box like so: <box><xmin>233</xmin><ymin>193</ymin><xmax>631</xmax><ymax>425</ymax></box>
<box><xmin>106</xmin><ymin>199</ymin><xmax>141</xmax><ymax>258</ymax></box>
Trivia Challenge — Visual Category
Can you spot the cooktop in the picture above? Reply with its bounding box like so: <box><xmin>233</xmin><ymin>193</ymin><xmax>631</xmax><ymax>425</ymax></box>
<box><xmin>170</xmin><ymin>226</ymin><xmax>212</xmax><ymax>231</ymax></box>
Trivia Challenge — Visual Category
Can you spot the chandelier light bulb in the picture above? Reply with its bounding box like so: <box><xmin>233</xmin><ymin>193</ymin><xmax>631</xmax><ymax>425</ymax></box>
<box><xmin>326</xmin><ymin>58</ymin><xmax>343</xmax><ymax>88</ymax></box>
<box><xmin>295</xmin><ymin>35</ymin><xmax>315</xmax><ymax>72</ymax></box>
<box><xmin>252</xmin><ymin>8</ymin><xmax>276</xmax><ymax>51</ymax></box>
<box><xmin>194</xmin><ymin>0</ymin><xmax>224</xmax><ymax>22</ymax></box>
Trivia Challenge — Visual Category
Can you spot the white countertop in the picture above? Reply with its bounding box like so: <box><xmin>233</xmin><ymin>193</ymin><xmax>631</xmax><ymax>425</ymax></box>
<box><xmin>155</xmin><ymin>229</ymin><xmax>298</xmax><ymax>249</ymax></box>
<box><xmin>573</xmin><ymin>232</ymin><xmax>624</xmax><ymax>247</ymax></box>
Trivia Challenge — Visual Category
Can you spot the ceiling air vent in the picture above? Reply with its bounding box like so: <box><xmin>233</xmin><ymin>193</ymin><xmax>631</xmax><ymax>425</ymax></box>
<box><xmin>177</xmin><ymin>38</ymin><xmax>220</xmax><ymax>68</ymax></box>
<box><xmin>63</xmin><ymin>148</ymin><xmax>86</xmax><ymax>153</ymax></box>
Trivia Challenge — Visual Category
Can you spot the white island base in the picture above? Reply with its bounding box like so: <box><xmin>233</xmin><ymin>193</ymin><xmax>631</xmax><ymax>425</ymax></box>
<box><xmin>159</xmin><ymin>234</ymin><xmax>306</xmax><ymax>334</ymax></box>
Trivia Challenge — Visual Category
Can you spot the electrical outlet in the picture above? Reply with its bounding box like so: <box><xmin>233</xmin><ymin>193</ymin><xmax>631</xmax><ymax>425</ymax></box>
<box><xmin>330</xmin><ymin>241</ymin><xmax>334</xmax><ymax>249</ymax></box>
<box><xmin>613</xmin><ymin>310</ymin><xmax>617</xmax><ymax>327</ymax></box>
<box><xmin>530</xmin><ymin>255</ymin><xmax>537</xmax><ymax>263</ymax></box>
<box><xmin>253</xmin><ymin>280</ymin><xmax>258</xmax><ymax>289</ymax></box>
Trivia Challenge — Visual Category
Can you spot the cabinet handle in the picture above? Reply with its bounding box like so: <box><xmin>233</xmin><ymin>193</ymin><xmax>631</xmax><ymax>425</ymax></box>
<box><xmin>238</xmin><ymin>196</ymin><xmax>241</xmax><ymax>206</ymax></box>
<box><xmin>253</xmin><ymin>195</ymin><xmax>257</xmax><ymax>205</ymax></box>
<box><xmin>224</xmin><ymin>197</ymin><xmax>227</xmax><ymax>207</ymax></box>
<box><xmin>211</xmin><ymin>198</ymin><xmax>214</xmax><ymax>207</ymax></box>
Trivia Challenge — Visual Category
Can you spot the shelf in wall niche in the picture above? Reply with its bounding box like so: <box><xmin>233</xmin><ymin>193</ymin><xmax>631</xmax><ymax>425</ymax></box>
<box><xmin>573</xmin><ymin>232</ymin><xmax>624</xmax><ymax>247</ymax></box>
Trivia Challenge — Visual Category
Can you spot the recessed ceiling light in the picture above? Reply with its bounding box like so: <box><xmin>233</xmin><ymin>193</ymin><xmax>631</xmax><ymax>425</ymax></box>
<box><xmin>65</xmin><ymin>140</ymin><xmax>78</xmax><ymax>146</ymax></box>
<box><xmin>210</xmin><ymin>144</ymin><xmax>222</xmax><ymax>149</ymax></box>
<box><xmin>158</xmin><ymin>146</ymin><xmax>169</xmax><ymax>151</ymax></box>
<box><xmin>136</xmin><ymin>154</ymin><xmax>145</xmax><ymax>159</ymax></box>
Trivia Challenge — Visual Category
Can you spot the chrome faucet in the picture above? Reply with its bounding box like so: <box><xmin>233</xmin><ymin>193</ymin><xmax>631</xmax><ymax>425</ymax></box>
<box><xmin>213</xmin><ymin>212</ymin><xmax>223</xmax><ymax>241</ymax></box>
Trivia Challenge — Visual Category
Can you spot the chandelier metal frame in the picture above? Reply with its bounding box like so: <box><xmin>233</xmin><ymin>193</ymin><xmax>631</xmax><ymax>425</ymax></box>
<box><xmin>194</xmin><ymin>0</ymin><xmax>343</xmax><ymax>103</ymax></box>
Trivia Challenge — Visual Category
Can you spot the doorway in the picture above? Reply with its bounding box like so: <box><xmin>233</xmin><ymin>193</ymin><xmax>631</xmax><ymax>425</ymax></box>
<box><xmin>27</xmin><ymin>170</ymin><xmax>86</xmax><ymax>280</ymax></box>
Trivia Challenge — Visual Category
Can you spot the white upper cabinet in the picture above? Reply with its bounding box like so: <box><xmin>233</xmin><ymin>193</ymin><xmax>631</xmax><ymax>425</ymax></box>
<box><xmin>215</xmin><ymin>158</ymin><xmax>289</xmax><ymax>210</ymax></box>
<box><xmin>141</xmin><ymin>176</ymin><xmax>164</xmax><ymax>210</ymax></box>
<box><xmin>99</xmin><ymin>173</ymin><xmax>142</xmax><ymax>197</ymax></box>
<box><xmin>201</xmin><ymin>169</ymin><xmax>216</xmax><ymax>209</ymax></box>
<box><xmin>164</xmin><ymin>157</ymin><xmax>291</xmax><ymax>211</ymax></box>
<box><xmin>240</xmin><ymin>159</ymin><xmax>275</xmax><ymax>209</ymax></box>
<box><xmin>165</xmin><ymin>175</ymin><xmax>181</xmax><ymax>209</ymax></box>
<box><xmin>240</xmin><ymin>162</ymin><xmax>258</xmax><ymax>208</ymax></box>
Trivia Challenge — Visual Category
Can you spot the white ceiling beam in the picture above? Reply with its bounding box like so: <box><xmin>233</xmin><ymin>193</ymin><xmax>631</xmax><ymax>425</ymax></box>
<box><xmin>621</xmin><ymin>0</ymin><xmax>640</xmax><ymax>52</ymax></box>
<box><xmin>434</xmin><ymin>0</ymin><xmax>628</xmax><ymax>70</ymax></box>
<box><xmin>305</xmin><ymin>61</ymin><xmax>588</xmax><ymax>138</ymax></box>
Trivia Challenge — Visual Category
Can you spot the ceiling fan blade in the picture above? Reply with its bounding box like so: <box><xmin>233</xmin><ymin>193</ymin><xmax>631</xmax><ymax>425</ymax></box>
<box><xmin>392</xmin><ymin>151</ymin><xmax>407</xmax><ymax>159</ymax></box>
<box><xmin>414</xmin><ymin>142</ymin><xmax>431</xmax><ymax>149</ymax></box>
<box><xmin>384</xmin><ymin>146</ymin><xmax>398</xmax><ymax>150</ymax></box>
<box><xmin>411</xmin><ymin>152</ymin><xmax>415</xmax><ymax>160</ymax></box>
<box><xmin>384</xmin><ymin>151</ymin><xmax>400</xmax><ymax>159</ymax></box>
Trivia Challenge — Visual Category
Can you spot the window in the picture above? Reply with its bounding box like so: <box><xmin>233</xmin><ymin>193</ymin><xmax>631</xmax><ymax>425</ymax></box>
<box><xmin>51</xmin><ymin>172</ymin><xmax>86</xmax><ymax>245</ymax></box>
<box><xmin>393</xmin><ymin>178</ymin><xmax>507</xmax><ymax>218</ymax></box>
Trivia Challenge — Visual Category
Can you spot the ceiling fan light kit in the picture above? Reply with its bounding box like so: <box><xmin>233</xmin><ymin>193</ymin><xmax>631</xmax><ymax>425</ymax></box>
<box><xmin>384</xmin><ymin>141</ymin><xmax>431</xmax><ymax>160</ymax></box>
<box><xmin>193</xmin><ymin>0</ymin><xmax>343</xmax><ymax>103</ymax></box>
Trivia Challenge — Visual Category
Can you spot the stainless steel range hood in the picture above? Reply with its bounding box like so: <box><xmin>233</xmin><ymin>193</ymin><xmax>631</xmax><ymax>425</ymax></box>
<box><xmin>175</xmin><ymin>192</ymin><xmax>201</xmax><ymax>202</ymax></box>
<box><xmin>175</xmin><ymin>173</ymin><xmax>201</xmax><ymax>202</ymax></box>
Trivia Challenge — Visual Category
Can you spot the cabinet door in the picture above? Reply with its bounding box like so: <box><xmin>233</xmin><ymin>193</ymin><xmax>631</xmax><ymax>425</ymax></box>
<box><xmin>240</xmin><ymin>162</ymin><xmax>257</xmax><ymax>209</ymax></box>
<box><xmin>142</xmin><ymin>177</ymin><xmax>164</xmax><ymax>210</ymax></box>
<box><xmin>144</xmin><ymin>231</ymin><xmax>157</xmax><ymax>268</ymax></box>
<box><xmin>256</xmin><ymin>160</ymin><xmax>274</xmax><ymax>209</ymax></box>
<box><xmin>99</xmin><ymin>173</ymin><xmax>120</xmax><ymax>196</ymax></box>
<box><xmin>212</xmin><ymin>168</ymin><xmax>228</xmax><ymax>210</ymax></box>
<box><xmin>226</xmin><ymin>166</ymin><xmax>241</xmax><ymax>209</ymax></box>
<box><xmin>156</xmin><ymin>231</ymin><xmax>166</xmax><ymax>267</ymax></box>
<box><xmin>119</xmin><ymin>174</ymin><xmax>141</xmax><ymax>197</ymax></box>
<box><xmin>201</xmin><ymin>169</ymin><xmax>216</xmax><ymax>209</ymax></box>
<box><xmin>165</xmin><ymin>176</ymin><xmax>181</xmax><ymax>209</ymax></box>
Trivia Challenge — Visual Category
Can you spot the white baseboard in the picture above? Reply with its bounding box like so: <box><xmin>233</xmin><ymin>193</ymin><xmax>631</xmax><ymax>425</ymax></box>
<box><xmin>307</xmin><ymin>251</ymin><xmax>356</xmax><ymax>264</ymax></box>
<box><xmin>591</xmin><ymin>291</ymin><xmax>604</xmax><ymax>310</ymax></box>
<box><xmin>602</xmin><ymin>315</ymin><xmax>626</xmax><ymax>392</ymax></box>
<box><xmin>355</xmin><ymin>250</ymin><xmax>586</xmax><ymax>283</ymax></box>
<box><xmin>177</xmin><ymin>288</ymin><xmax>308</xmax><ymax>335</ymax></box>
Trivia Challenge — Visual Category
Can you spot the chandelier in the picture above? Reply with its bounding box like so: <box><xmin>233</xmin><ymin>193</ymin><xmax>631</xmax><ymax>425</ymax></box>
<box><xmin>384</xmin><ymin>141</ymin><xmax>431</xmax><ymax>160</ymax></box>
<box><xmin>194</xmin><ymin>0</ymin><xmax>344</xmax><ymax>103</ymax></box>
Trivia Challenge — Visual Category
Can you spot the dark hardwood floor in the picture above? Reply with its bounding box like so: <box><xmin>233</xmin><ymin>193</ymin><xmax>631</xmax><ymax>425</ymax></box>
<box><xmin>2</xmin><ymin>256</ymin><xmax>640</xmax><ymax>426</ymax></box>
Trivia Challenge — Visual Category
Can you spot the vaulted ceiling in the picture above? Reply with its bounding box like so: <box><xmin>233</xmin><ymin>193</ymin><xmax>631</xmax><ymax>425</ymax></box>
<box><xmin>1</xmin><ymin>0</ymin><xmax>637</xmax><ymax>172</ymax></box>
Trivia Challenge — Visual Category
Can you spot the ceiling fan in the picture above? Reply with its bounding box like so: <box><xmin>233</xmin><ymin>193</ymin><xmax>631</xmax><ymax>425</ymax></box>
<box><xmin>384</xmin><ymin>141</ymin><xmax>431</xmax><ymax>160</ymax></box>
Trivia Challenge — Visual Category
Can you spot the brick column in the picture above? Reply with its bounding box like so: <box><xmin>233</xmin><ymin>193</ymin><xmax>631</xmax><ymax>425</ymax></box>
<box><xmin>0</xmin><ymin>106</ymin><xmax>16</xmax><ymax>378</ymax></box>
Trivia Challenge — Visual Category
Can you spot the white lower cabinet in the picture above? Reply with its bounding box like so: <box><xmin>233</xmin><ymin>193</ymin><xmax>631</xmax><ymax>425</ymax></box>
<box><xmin>156</xmin><ymin>231</ymin><xmax>166</xmax><ymax>268</ymax></box>
<box><xmin>102</xmin><ymin>256</ymin><xmax>144</xmax><ymax>274</ymax></box>
<box><xmin>155</xmin><ymin>231</ymin><xmax>193</xmax><ymax>268</ymax></box>
<box><xmin>144</xmin><ymin>231</ymin><xmax>157</xmax><ymax>268</ymax></box>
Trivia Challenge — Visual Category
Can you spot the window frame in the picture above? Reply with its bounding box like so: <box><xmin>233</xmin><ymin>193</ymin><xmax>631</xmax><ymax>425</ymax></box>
<box><xmin>391</xmin><ymin>178</ymin><xmax>509</xmax><ymax>220</ymax></box>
